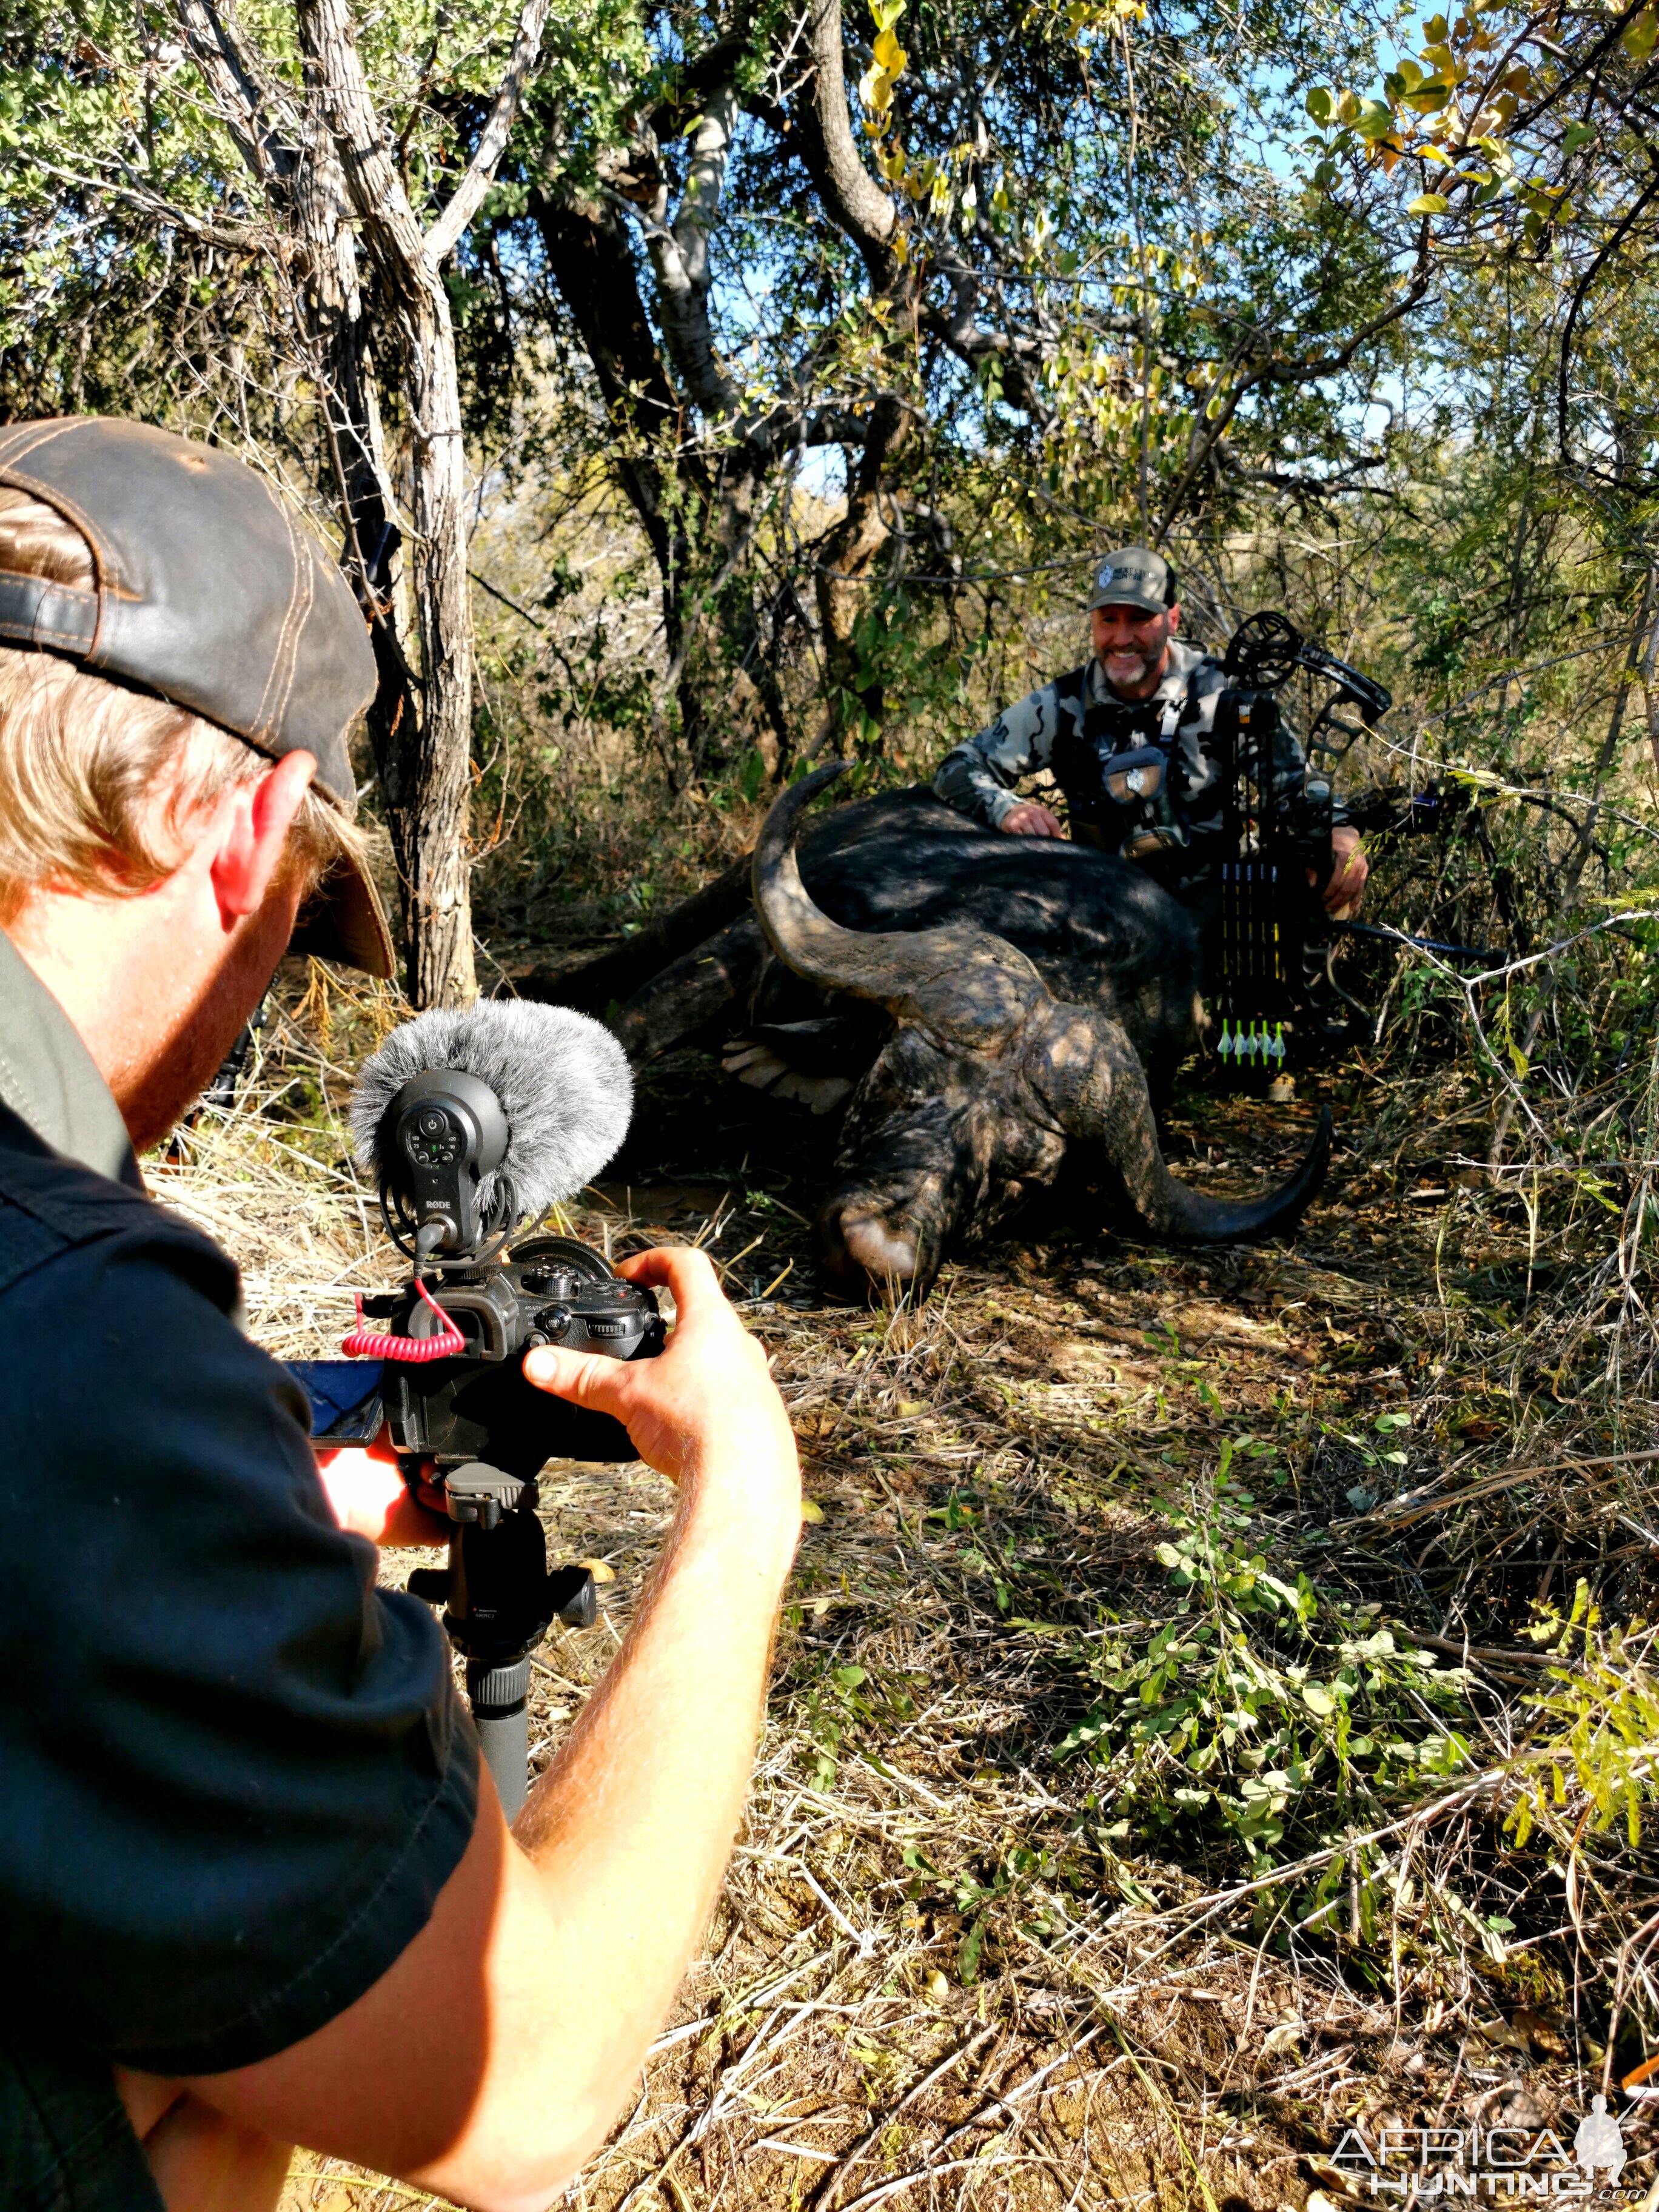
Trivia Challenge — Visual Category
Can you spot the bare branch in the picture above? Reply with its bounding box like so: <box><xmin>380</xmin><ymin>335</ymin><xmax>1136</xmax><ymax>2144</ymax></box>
<box><xmin>172</xmin><ymin>0</ymin><xmax>298</xmax><ymax>182</ymax></box>
<box><xmin>1155</xmin><ymin>236</ymin><xmax>1435</xmax><ymax>538</ymax></box>
<box><xmin>793</xmin><ymin>0</ymin><xmax>899</xmax><ymax>289</ymax></box>
<box><xmin>20</xmin><ymin>153</ymin><xmax>268</xmax><ymax>250</ymax></box>
<box><xmin>920</xmin><ymin>248</ymin><xmax>1053</xmax><ymax>421</ymax></box>
<box><xmin>639</xmin><ymin>82</ymin><xmax>743</xmax><ymax>417</ymax></box>
<box><xmin>424</xmin><ymin>0</ymin><xmax>552</xmax><ymax>264</ymax></box>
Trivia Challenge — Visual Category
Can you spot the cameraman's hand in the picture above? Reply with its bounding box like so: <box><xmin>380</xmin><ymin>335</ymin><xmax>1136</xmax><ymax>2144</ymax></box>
<box><xmin>313</xmin><ymin>1433</ymin><xmax>449</xmax><ymax>1549</ymax></box>
<box><xmin>523</xmin><ymin>1246</ymin><xmax>799</xmax><ymax>1535</ymax></box>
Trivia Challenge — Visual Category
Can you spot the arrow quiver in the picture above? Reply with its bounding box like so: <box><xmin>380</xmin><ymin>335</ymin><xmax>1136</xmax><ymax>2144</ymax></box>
<box><xmin>1211</xmin><ymin>683</ymin><xmax>1334</xmax><ymax>1078</ymax></box>
<box><xmin>1210</xmin><ymin>612</ymin><xmax>1390</xmax><ymax>1082</ymax></box>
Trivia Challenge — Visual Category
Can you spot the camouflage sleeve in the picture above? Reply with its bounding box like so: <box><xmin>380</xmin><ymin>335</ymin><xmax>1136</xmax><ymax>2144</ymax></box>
<box><xmin>933</xmin><ymin>680</ymin><xmax>1064</xmax><ymax>830</ymax></box>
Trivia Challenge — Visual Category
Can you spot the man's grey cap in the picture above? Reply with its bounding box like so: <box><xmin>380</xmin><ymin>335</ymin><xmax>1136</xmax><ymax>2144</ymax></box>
<box><xmin>1086</xmin><ymin>545</ymin><xmax>1175</xmax><ymax>616</ymax></box>
<box><xmin>0</xmin><ymin>416</ymin><xmax>394</xmax><ymax>979</ymax></box>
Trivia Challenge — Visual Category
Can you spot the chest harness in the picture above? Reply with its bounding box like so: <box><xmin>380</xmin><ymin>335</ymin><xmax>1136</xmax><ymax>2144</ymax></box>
<box><xmin>1047</xmin><ymin>662</ymin><xmax>1196</xmax><ymax>861</ymax></box>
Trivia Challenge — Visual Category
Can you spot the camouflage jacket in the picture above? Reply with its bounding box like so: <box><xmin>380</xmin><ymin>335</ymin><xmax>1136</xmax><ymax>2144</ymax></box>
<box><xmin>933</xmin><ymin>642</ymin><xmax>1339</xmax><ymax>868</ymax></box>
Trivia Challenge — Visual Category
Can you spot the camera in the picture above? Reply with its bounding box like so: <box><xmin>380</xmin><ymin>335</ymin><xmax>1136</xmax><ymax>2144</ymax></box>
<box><xmin>289</xmin><ymin>1008</ymin><xmax>657</xmax><ymax>1812</ymax></box>
<box><xmin>298</xmin><ymin>1063</ymin><xmax>663</xmax><ymax>1481</ymax></box>
<box><xmin>354</xmin><ymin>1232</ymin><xmax>664</xmax><ymax>1474</ymax></box>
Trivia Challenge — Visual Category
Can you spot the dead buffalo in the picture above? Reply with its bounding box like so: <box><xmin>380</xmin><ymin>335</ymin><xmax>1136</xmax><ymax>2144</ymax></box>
<box><xmin>542</xmin><ymin>765</ymin><xmax>1331</xmax><ymax>1293</ymax></box>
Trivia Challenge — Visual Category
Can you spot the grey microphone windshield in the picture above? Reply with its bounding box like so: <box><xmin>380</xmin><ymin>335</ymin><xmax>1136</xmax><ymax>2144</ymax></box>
<box><xmin>348</xmin><ymin>1000</ymin><xmax>633</xmax><ymax>1228</ymax></box>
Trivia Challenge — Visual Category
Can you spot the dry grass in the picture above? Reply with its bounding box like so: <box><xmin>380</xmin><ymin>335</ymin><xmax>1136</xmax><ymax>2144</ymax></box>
<box><xmin>152</xmin><ymin>963</ymin><xmax>1659</xmax><ymax>2212</ymax></box>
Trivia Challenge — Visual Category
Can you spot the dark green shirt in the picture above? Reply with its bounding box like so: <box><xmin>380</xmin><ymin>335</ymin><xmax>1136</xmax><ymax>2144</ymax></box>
<box><xmin>0</xmin><ymin>933</ymin><xmax>141</xmax><ymax>1190</ymax></box>
<box><xmin>0</xmin><ymin>934</ymin><xmax>478</xmax><ymax>2208</ymax></box>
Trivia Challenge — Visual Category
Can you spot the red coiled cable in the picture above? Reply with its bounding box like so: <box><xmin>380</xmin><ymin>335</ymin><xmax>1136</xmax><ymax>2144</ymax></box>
<box><xmin>341</xmin><ymin>1275</ymin><xmax>466</xmax><ymax>1361</ymax></box>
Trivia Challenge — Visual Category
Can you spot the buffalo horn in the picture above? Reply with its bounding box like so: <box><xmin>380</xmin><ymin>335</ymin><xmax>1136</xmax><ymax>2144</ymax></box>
<box><xmin>1046</xmin><ymin>1011</ymin><xmax>1332</xmax><ymax>1242</ymax></box>
<box><xmin>752</xmin><ymin>763</ymin><xmax>1043</xmax><ymax>1039</ymax></box>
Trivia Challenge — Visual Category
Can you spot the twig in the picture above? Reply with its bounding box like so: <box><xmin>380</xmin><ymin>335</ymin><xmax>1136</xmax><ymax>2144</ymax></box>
<box><xmin>809</xmin><ymin>2025</ymin><xmax>996</xmax><ymax>2208</ymax></box>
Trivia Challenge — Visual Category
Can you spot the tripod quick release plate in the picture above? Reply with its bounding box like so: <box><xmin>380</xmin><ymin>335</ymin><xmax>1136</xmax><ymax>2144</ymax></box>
<box><xmin>442</xmin><ymin>1460</ymin><xmax>530</xmax><ymax>1527</ymax></box>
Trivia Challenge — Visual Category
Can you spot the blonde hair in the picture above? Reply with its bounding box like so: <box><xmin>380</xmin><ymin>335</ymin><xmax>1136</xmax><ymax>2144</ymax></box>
<box><xmin>0</xmin><ymin>486</ymin><xmax>364</xmax><ymax>922</ymax></box>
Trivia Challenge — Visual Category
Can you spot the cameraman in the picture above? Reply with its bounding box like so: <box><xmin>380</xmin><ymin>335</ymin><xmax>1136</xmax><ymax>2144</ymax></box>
<box><xmin>0</xmin><ymin>417</ymin><xmax>801</xmax><ymax>2212</ymax></box>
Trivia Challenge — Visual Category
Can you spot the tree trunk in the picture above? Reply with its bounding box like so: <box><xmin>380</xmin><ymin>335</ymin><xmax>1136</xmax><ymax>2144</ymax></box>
<box><xmin>296</xmin><ymin>0</ymin><xmax>483</xmax><ymax>1005</ymax></box>
<box><xmin>291</xmin><ymin>124</ymin><xmax>420</xmax><ymax>885</ymax></box>
<box><xmin>400</xmin><ymin>280</ymin><xmax>478</xmax><ymax>1007</ymax></box>
<box><xmin>814</xmin><ymin>391</ymin><xmax>914</xmax><ymax>737</ymax></box>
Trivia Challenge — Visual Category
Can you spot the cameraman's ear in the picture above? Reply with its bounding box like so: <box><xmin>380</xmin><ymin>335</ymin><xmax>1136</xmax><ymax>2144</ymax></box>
<box><xmin>209</xmin><ymin>751</ymin><xmax>318</xmax><ymax>924</ymax></box>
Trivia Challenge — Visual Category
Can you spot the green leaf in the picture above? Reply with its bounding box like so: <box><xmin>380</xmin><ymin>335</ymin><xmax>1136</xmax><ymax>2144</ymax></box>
<box><xmin>1305</xmin><ymin>87</ymin><xmax>1333</xmax><ymax>123</ymax></box>
<box><xmin>1562</xmin><ymin>120</ymin><xmax>1596</xmax><ymax>154</ymax></box>
<box><xmin>1057</xmin><ymin>1709</ymin><xmax>1110</xmax><ymax>1757</ymax></box>
<box><xmin>1408</xmin><ymin>191</ymin><xmax>1451</xmax><ymax>214</ymax></box>
<box><xmin>1624</xmin><ymin>4</ymin><xmax>1658</xmax><ymax>59</ymax></box>
<box><xmin>957</xmin><ymin>1917</ymin><xmax>985</xmax><ymax>1983</ymax></box>
<box><xmin>835</xmin><ymin>1663</ymin><xmax>867</xmax><ymax>1687</ymax></box>
<box><xmin>1302</xmin><ymin>1684</ymin><xmax>1338</xmax><ymax>1716</ymax></box>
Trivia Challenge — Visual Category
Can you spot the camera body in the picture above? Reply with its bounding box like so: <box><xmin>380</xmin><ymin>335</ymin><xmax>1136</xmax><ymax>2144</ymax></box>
<box><xmin>364</xmin><ymin>1235</ymin><xmax>664</xmax><ymax>1474</ymax></box>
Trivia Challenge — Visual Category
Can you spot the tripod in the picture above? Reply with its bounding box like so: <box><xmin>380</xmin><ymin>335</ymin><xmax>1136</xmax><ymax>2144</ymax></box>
<box><xmin>408</xmin><ymin>1462</ymin><xmax>597</xmax><ymax>1817</ymax></box>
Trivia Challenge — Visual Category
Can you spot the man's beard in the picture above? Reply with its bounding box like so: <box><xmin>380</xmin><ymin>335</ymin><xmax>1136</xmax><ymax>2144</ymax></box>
<box><xmin>1104</xmin><ymin>651</ymin><xmax>1154</xmax><ymax>685</ymax></box>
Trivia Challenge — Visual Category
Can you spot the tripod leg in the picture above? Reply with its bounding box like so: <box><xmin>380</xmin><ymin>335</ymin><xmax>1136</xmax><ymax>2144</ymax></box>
<box><xmin>467</xmin><ymin>1657</ymin><xmax>532</xmax><ymax>1818</ymax></box>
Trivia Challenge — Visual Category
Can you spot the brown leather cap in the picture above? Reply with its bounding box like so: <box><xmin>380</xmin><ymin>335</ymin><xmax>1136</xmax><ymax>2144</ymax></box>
<box><xmin>0</xmin><ymin>417</ymin><xmax>394</xmax><ymax>978</ymax></box>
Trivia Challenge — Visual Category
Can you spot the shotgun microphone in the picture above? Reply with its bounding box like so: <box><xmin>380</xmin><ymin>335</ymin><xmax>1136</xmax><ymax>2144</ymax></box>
<box><xmin>347</xmin><ymin>1000</ymin><xmax>634</xmax><ymax>1262</ymax></box>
